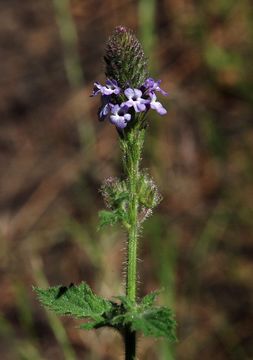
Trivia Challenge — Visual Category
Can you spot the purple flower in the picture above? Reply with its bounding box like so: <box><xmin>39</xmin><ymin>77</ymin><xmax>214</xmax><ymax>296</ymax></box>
<box><xmin>92</xmin><ymin>79</ymin><xmax>121</xmax><ymax>96</ymax></box>
<box><xmin>110</xmin><ymin>104</ymin><xmax>131</xmax><ymax>129</ymax></box>
<box><xmin>143</xmin><ymin>78</ymin><xmax>168</xmax><ymax>96</ymax></box>
<box><xmin>98</xmin><ymin>96</ymin><xmax>112</xmax><ymax>121</ymax></box>
<box><xmin>149</xmin><ymin>93</ymin><xmax>167</xmax><ymax>115</ymax></box>
<box><xmin>123</xmin><ymin>88</ymin><xmax>148</xmax><ymax>112</ymax></box>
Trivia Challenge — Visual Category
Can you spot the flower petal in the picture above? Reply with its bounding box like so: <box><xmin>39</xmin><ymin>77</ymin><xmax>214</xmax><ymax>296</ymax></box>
<box><xmin>122</xmin><ymin>100</ymin><xmax>133</xmax><ymax>109</ymax></box>
<box><xmin>134</xmin><ymin>89</ymin><xmax>142</xmax><ymax>98</ymax></box>
<box><xmin>111</xmin><ymin>104</ymin><xmax>120</xmax><ymax>115</ymax></box>
<box><xmin>124</xmin><ymin>88</ymin><xmax>135</xmax><ymax>99</ymax></box>
<box><xmin>150</xmin><ymin>101</ymin><xmax>167</xmax><ymax>115</ymax></box>
<box><xmin>110</xmin><ymin>115</ymin><xmax>127</xmax><ymax>129</ymax></box>
<box><xmin>137</xmin><ymin>103</ymin><xmax>146</xmax><ymax>112</ymax></box>
<box><xmin>124</xmin><ymin>113</ymin><xmax>131</xmax><ymax>122</ymax></box>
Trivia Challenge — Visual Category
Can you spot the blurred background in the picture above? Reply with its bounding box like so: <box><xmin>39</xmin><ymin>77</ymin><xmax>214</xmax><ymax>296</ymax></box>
<box><xmin>0</xmin><ymin>0</ymin><xmax>253</xmax><ymax>359</ymax></box>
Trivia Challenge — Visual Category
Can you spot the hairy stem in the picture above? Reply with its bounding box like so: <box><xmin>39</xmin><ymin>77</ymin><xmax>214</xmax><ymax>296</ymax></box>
<box><xmin>121</xmin><ymin>128</ymin><xmax>145</xmax><ymax>360</ymax></box>
<box><xmin>124</xmin><ymin>326</ymin><xmax>136</xmax><ymax>360</ymax></box>
<box><xmin>127</xmin><ymin>147</ymin><xmax>139</xmax><ymax>300</ymax></box>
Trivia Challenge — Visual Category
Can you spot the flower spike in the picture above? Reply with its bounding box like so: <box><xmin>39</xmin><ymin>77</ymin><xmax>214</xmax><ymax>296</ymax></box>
<box><xmin>91</xmin><ymin>27</ymin><xmax>168</xmax><ymax>131</ymax></box>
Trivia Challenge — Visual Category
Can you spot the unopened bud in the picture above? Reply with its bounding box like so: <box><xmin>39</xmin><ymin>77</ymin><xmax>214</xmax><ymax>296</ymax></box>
<box><xmin>104</xmin><ymin>26</ymin><xmax>148</xmax><ymax>89</ymax></box>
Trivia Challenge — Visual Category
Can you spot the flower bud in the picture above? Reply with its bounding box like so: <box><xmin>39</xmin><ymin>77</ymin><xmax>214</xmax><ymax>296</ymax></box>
<box><xmin>104</xmin><ymin>26</ymin><xmax>148</xmax><ymax>89</ymax></box>
<box><xmin>101</xmin><ymin>177</ymin><xmax>128</xmax><ymax>211</ymax></box>
<box><xmin>138</xmin><ymin>174</ymin><xmax>162</xmax><ymax>209</ymax></box>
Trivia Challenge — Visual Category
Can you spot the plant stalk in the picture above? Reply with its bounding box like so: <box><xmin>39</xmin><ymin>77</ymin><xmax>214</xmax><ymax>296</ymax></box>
<box><xmin>121</xmin><ymin>128</ymin><xmax>145</xmax><ymax>360</ymax></box>
<box><xmin>124</xmin><ymin>326</ymin><xmax>136</xmax><ymax>360</ymax></box>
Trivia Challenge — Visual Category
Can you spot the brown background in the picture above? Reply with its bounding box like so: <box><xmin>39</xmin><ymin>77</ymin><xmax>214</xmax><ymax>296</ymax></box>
<box><xmin>0</xmin><ymin>0</ymin><xmax>252</xmax><ymax>359</ymax></box>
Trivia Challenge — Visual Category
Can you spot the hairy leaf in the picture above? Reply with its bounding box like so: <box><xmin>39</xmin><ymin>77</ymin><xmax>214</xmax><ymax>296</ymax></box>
<box><xmin>128</xmin><ymin>306</ymin><xmax>176</xmax><ymax>340</ymax></box>
<box><xmin>140</xmin><ymin>290</ymin><xmax>160</xmax><ymax>308</ymax></box>
<box><xmin>101</xmin><ymin>177</ymin><xmax>129</xmax><ymax>210</ymax></box>
<box><xmin>34</xmin><ymin>282</ymin><xmax>112</xmax><ymax>322</ymax></box>
<box><xmin>113</xmin><ymin>295</ymin><xmax>134</xmax><ymax>310</ymax></box>
<box><xmin>98</xmin><ymin>209</ymin><xmax>127</xmax><ymax>229</ymax></box>
<box><xmin>112</xmin><ymin>293</ymin><xmax>177</xmax><ymax>340</ymax></box>
<box><xmin>35</xmin><ymin>285</ymin><xmax>177</xmax><ymax>339</ymax></box>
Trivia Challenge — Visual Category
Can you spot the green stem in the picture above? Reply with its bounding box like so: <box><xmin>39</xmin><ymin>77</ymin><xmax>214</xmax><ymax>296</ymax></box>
<box><xmin>121</xmin><ymin>128</ymin><xmax>145</xmax><ymax>360</ymax></box>
<box><xmin>127</xmin><ymin>149</ymin><xmax>139</xmax><ymax>301</ymax></box>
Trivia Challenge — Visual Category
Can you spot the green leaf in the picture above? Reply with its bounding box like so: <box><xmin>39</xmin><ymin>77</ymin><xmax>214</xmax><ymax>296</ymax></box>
<box><xmin>112</xmin><ymin>293</ymin><xmax>177</xmax><ymax>341</ymax></box>
<box><xmin>138</xmin><ymin>173</ymin><xmax>162</xmax><ymax>210</ymax></box>
<box><xmin>98</xmin><ymin>209</ymin><xmax>128</xmax><ymax>229</ymax></box>
<box><xmin>140</xmin><ymin>290</ymin><xmax>160</xmax><ymax>308</ymax></box>
<box><xmin>34</xmin><ymin>282</ymin><xmax>112</xmax><ymax>322</ymax></box>
<box><xmin>101</xmin><ymin>178</ymin><xmax>129</xmax><ymax>210</ymax></box>
<box><xmin>127</xmin><ymin>306</ymin><xmax>177</xmax><ymax>340</ymax></box>
<box><xmin>35</xmin><ymin>285</ymin><xmax>177</xmax><ymax>339</ymax></box>
<box><xmin>113</xmin><ymin>295</ymin><xmax>134</xmax><ymax>310</ymax></box>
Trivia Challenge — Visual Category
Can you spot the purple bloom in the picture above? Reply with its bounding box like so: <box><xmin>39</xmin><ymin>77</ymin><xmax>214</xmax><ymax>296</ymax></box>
<box><xmin>91</xmin><ymin>76</ymin><xmax>168</xmax><ymax>129</ymax></box>
<box><xmin>149</xmin><ymin>93</ymin><xmax>167</xmax><ymax>115</ymax></box>
<box><xmin>92</xmin><ymin>79</ymin><xmax>121</xmax><ymax>96</ymax></box>
<box><xmin>123</xmin><ymin>88</ymin><xmax>148</xmax><ymax>112</ymax></box>
<box><xmin>98</xmin><ymin>96</ymin><xmax>112</xmax><ymax>121</ymax></box>
<box><xmin>110</xmin><ymin>104</ymin><xmax>131</xmax><ymax>129</ymax></box>
<box><xmin>143</xmin><ymin>78</ymin><xmax>168</xmax><ymax>96</ymax></box>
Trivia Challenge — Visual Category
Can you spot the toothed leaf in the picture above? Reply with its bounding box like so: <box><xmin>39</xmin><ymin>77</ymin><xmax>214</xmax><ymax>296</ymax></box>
<box><xmin>112</xmin><ymin>293</ymin><xmax>177</xmax><ymax>340</ymax></box>
<box><xmin>140</xmin><ymin>290</ymin><xmax>160</xmax><ymax>308</ymax></box>
<box><xmin>127</xmin><ymin>306</ymin><xmax>177</xmax><ymax>340</ymax></box>
<box><xmin>34</xmin><ymin>282</ymin><xmax>112</xmax><ymax>321</ymax></box>
<box><xmin>113</xmin><ymin>295</ymin><xmax>134</xmax><ymax>310</ymax></box>
<box><xmin>98</xmin><ymin>209</ymin><xmax>127</xmax><ymax>229</ymax></box>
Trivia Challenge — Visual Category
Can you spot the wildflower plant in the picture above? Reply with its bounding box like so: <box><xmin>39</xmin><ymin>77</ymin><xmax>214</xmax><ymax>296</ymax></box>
<box><xmin>35</xmin><ymin>26</ymin><xmax>177</xmax><ymax>359</ymax></box>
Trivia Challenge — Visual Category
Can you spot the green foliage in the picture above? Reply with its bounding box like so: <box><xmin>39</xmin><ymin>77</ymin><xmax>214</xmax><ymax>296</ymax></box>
<box><xmin>99</xmin><ymin>177</ymin><xmax>129</xmax><ymax>229</ymax></box>
<box><xmin>101</xmin><ymin>177</ymin><xmax>128</xmax><ymax>212</ymax></box>
<box><xmin>138</xmin><ymin>173</ymin><xmax>162</xmax><ymax>210</ymax></box>
<box><xmin>101</xmin><ymin>178</ymin><xmax>128</xmax><ymax>210</ymax></box>
<box><xmin>120</xmin><ymin>306</ymin><xmax>176</xmax><ymax>340</ymax></box>
<box><xmin>34</xmin><ymin>282</ymin><xmax>112</xmax><ymax>325</ymax></box>
<box><xmin>99</xmin><ymin>129</ymin><xmax>162</xmax><ymax>230</ymax></box>
<box><xmin>111</xmin><ymin>294</ymin><xmax>176</xmax><ymax>341</ymax></box>
<box><xmin>99</xmin><ymin>172</ymin><xmax>162</xmax><ymax>229</ymax></box>
<box><xmin>99</xmin><ymin>153</ymin><xmax>162</xmax><ymax>230</ymax></box>
<box><xmin>98</xmin><ymin>209</ymin><xmax>127</xmax><ymax>229</ymax></box>
<box><xmin>35</xmin><ymin>283</ymin><xmax>176</xmax><ymax>340</ymax></box>
<box><xmin>140</xmin><ymin>290</ymin><xmax>160</xmax><ymax>308</ymax></box>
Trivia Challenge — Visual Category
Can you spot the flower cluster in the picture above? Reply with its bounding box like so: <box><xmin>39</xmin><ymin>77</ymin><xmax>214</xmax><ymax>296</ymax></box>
<box><xmin>91</xmin><ymin>78</ymin><xmax>168</xmax><ymax>129</ymax></box>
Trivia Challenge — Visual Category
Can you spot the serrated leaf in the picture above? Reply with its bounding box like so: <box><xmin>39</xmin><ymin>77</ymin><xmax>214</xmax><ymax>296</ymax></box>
<box><xmin>138</xmin><ymin>173</ymin><xmax>162</xmax><ymax>210</ymax></box>
<box><xmin>98</xmin><ymin>209</ymin><xmax>126</xmax><ymax>229</ymax></box>
<box><xmin>35</xmin><ymin>285</ymin><xmax>177</xmax><ymax>340</ymax></box>
<box><xmin>113</xmin><ymin>295</ymin><xmax>134</xmax><ymax>310</ymax></box>
<box><xmin>128</xmin><ymin>306</ymin><xmax>177</xmax><ymax>340</ymax></box>
<box><xmin>140</xmin><ymin>290</ymin><xmax>160</xmax><ymax>308</ymax></box>
<box><xmin>111</xmin><ymin>293</ymin><xmax>176</xmax><ymax>340</ymax></box>
<box><xmin>110</xmin><ymin>301</ymin><xmax>177</xmax><ymax>341</ymax></box>
<box><xmin>34</xmin><ymin>282</ymin><xmax>112</xmax><ymax>321</ymax></box>
<box><xmin>101</xmin><ymin>177</ymin><xmax>128</xmax><ymax>211</ymax></box>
